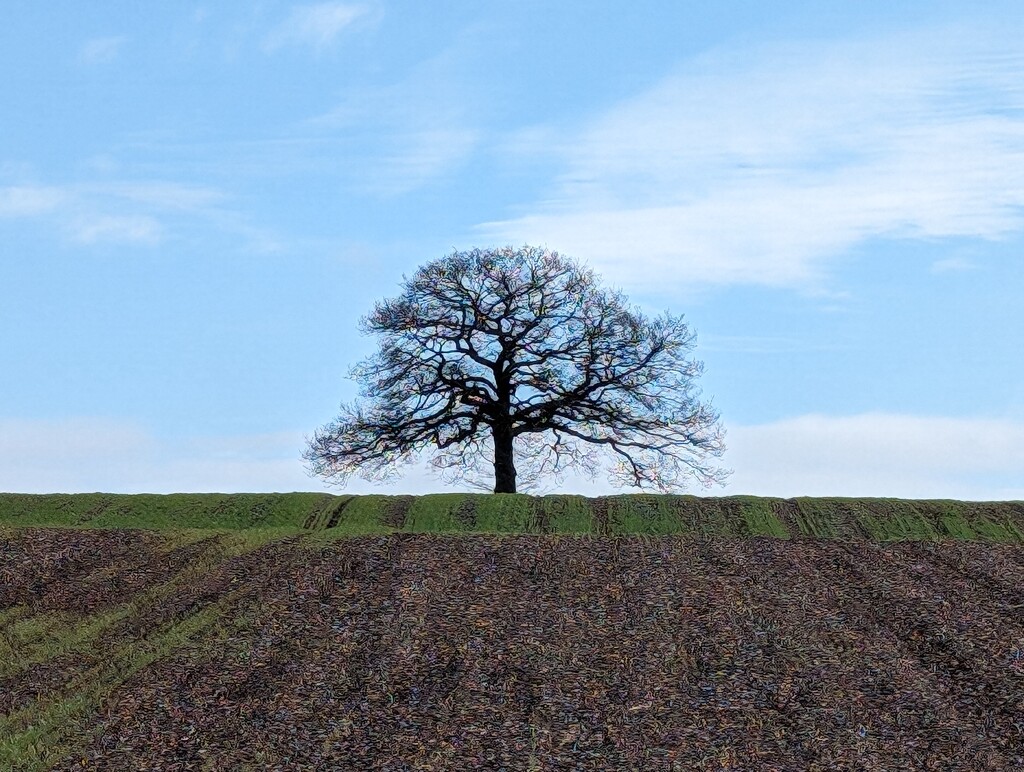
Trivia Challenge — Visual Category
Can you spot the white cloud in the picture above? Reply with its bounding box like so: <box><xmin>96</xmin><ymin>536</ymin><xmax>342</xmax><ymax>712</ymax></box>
<box><xmin>2</xmin><ymin>413</ymin><xmax>1020</xmax><ymax>500</ymax></box>
<box><xmin>479</xmin><ymin>23</ymin><xmax>1024</xmax><ymax>292</ymax></box>
<box><xmin>699</xmin><ymin>335</ymin><xmax>841</xmax><ymax>355</ymax></box>
<box><xmin>0</xmin><ymin>419</ymin><xmax>496</xmax><ymax>495</ymax></box>
<box><xmin>264</xmin><ymin>3</ymin><xmax>367</xmax><ymax>52</ymax></box>
<box><xmin>0</xmin><ymin>180</ymin><xmax>236</xmax><ymax>247</ymax></box>
<box><xmin>0</xmin><ymin>420</ymin><xmax>333</xmax><ymax>494</ymax></box>
<box><xmin>0</xmin><ymin>186</ymin><xmax>66</xmax><ymax>217</ymax></box>
<box><xmin>90</xmin><ymin>182</ymin><xmax>225</xmax><ymax>211</ymax></box>
<box><xmin>70</xmin><ymin>214</ymin><xmax>163</xmax><ymax>245</ymax></box>
<box><xmin>930</xmin><ymin>257</ymin><xmax>978</xmax><ymax>273</ymax></box>
<box><xmin>370</xmin><ymin>127</ymin><xmax>479</xmax><ymax>195</ymax></box>
<box><xmin>723</xmin><ymin>413</ymin><xmax>1024</xmax><ymax>500</ymax></box>
<box><xmin>0</xmin><ymin>419</ymin><xmax>155</xmax><ymax>463</ymax></box>
<box><xmin>308</xmin><ymin>49</ymin><xmax>479</xmax><ymax>195</ymax></box>
<box><xmin>333</xmin><ymin>413</ymin><xmax>1024</xmax><ymax>500</ymax></box>
<box><xmin>79</xmin><ymin>36</ymin><xmax>126</xmax><ymax>64</ymax></box>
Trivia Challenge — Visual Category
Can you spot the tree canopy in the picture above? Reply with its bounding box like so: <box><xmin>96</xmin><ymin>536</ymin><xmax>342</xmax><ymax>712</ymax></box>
<box><xmin>304</xmin><ymin>246</ymin><xmax>728</xmax><ymax>493</ymax></box>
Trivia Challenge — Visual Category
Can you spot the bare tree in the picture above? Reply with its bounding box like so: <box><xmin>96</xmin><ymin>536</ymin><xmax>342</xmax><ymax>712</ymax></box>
<box><xmin>304</xmin><ymin>246</ymin><xmax>729</xmax><ymax>494</ymax></box>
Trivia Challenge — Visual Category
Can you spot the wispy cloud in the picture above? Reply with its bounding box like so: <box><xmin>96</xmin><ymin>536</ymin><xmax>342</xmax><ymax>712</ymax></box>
<box><xmin>79</xmin><ymin>36</ymin><xmax>126</xmax><ymax>64</ymax></box>
<box><xmin>369</xmin><ymin>126</ymin><xmax>479</xmax><ymax>195</ymax></box>
<box><xmin>699</xmin><ymin>335</ymin><xmax>842</xmax><ymax>355</ymax></box>
<box><xmin>263</xmin><ymin>3</ymin><xmax>368</xmax><ymax>53</ymax></box>
<box><xmin>86</xmin><ymin>181</ymin><xmax>226</xmax><ymax>211</ymax></box>
<box><xmin>930</xmin><ymin>257</ymin><xmax>979</xmax><ymax>273</ymax></box>
<box><xmin>0</xmin><ymin>180</ymin><xmax>241</xmax><ymax>247</ymax></box>
<box><xmin>0</xmin><ymin>186</ymin><xmax>66</xmax><ymax>217</ymax></box>
<box><xmin>479</xmin><ymin>22</ymin><xmax>1024</xmax><ymax>292</ymax></box>
<box><xmin>69</xmin><ymin>214</ymin><xmax>162</xmax><ymax>245</ymax></box>
<box><xmin>308</xmin><ymin>49</ymin><xmax>479</xmax><ymax>195</ymax></box>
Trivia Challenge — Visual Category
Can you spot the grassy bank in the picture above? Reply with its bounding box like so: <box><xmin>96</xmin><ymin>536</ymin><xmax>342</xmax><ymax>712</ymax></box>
<box><xmin>2</xmin><ymin>492</ymin><xmax>1023</xmax><ymax>542</ymax></box>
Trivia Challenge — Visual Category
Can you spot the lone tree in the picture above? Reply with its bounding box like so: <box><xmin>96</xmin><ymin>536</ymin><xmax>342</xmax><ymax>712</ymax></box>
<box><xmin>304</xmin><ymin>246</ymin><xmax>728</xmax><ymax>494</ymax></box>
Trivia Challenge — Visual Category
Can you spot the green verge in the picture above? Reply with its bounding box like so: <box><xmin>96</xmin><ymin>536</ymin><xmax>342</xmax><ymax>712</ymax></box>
<box><xmin>537</xmin><ymin>495</ymin><xmax>594</xmax><ymax>533</ymax></box>
<box><xmin>607</xmin><ymin>494</ymin><xmax>680</xmax><ymax>535</ymax></box>
<box><xmin>735</xmin><ymin>496</ymin><xmax>791</xmax><ymax>538</ymax></box>
<box><xmin>0</xmin><ymin>493</ymin><xmax>335</xmax><ymax>530</ymax></box>
<box><xmin>405</xmin><ymin>493</ymin><xmax>476</xmax><ymax>532</ymax></box>
<box><xmin>474</xmin><ymin>494</ymin><xmax>539</xmax><ymax>533</ymax></box>
<box><xmin>1</xmin><ymin>493</ymin><xmax>1022</xmax><ymax>542</ymax></box>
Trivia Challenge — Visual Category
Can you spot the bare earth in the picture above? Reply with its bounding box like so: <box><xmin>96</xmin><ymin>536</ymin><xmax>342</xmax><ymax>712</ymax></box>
<box><xmin>2</xmin><ymin>528</ymin><xmax>1023</xmax><ymax>770</ymax></box>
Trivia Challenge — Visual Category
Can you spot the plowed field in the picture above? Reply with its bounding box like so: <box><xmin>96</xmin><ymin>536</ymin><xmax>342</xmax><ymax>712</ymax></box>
<box><xmin>2</xmin><ymin>522</ymin><xmax>1023</xmax><ymax>770</ymax></box>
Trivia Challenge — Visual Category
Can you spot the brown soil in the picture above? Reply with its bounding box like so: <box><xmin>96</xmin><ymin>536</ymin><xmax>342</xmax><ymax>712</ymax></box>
<box><xmin>2</xmin><ymin>529</ymin><xmax>1022</xmax><ymax>770</ymax></box>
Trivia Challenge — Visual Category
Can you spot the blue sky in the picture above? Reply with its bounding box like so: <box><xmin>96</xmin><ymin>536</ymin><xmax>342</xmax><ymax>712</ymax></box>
<box><xmin>2</xmin><ymin>1</ymin><xmax>1022</xmax><ymax>499</ymax></box>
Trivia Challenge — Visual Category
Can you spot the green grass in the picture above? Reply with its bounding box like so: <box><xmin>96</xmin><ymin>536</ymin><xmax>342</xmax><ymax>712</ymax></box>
<box><xmin>405</xmin><ymin>493</ymin><xmax>473</xmax><ymax>532</ymax></box>
<box><xmin>608</xmin><ymin>494</ymin><xmax>679</xmax><ymax>534</ymax></box>
<box><xmin>537</xmin><ymin>495</ymin><xmax>594</xmax><ymax>533</ymax></box>
<box><xmin>0</xmin><ymin>493</ymin><xmax>334</xmax><ymax>530</ymax></box>
<box><xmin>474</xmin><ymin>494</ymin><xmax>539</xmax><ymax>533</ymax></box>
<box><xmin>2</xmin><ymin>492</ymin><xmax>1022</xmax><ymax>542</ymax></box>
<box><xmin>734</xmin><ymin>496</ymin><xmax>790</xmax><ymax>538</ymax></box>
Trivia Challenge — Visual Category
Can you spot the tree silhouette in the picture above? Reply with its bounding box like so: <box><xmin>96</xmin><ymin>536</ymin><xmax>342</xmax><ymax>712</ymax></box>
<box><xmin>304</xmin><ymin>246</ymin><xmax>728</xmax><ymax>494</ymax></box>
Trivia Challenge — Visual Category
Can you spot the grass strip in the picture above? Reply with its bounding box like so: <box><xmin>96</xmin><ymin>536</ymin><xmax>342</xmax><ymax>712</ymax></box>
<box><xmin>0</xmin><ymin>528</ymin><xmax>292</xmax><ymax>709</ymax></box>
<box><xmin>0</xmin><ymin>607</ymin><xmax>133</xmax><ymax>680</ymax></box>
<box><xmin>0</xmin><ymin>528</ymin><xmax>294</xmax><ymax>770</ymax></box>
<box><xmin>2</xmin><ymin>494</ymin><xmax>1023</xmax><ymax>543</ymax></box>
<box><xmin>0</xmin><ymin>598</ymin><xmax>233</xmax><ymax>771</ymax></box>
<box><xmin>0</xmin><ymin>493</ymin><xmax>335</xmax><ymax>530</ymax></box>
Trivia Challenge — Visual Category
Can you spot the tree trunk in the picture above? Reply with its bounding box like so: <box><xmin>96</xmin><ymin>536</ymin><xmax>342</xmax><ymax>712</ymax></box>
<box><xmin>492</xmin><ymin>423</ymin><xmax>517</xmax><ymax>493</ymax></box>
